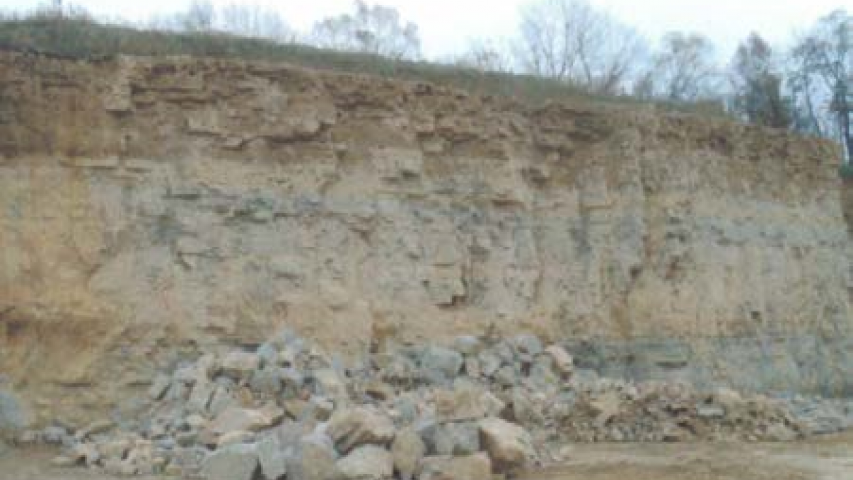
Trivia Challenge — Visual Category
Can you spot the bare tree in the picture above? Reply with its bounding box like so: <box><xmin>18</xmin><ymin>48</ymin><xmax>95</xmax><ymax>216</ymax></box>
<box><xmin>453</xmin><ymin>39</ymin><xmax>512</xmax><ymax>73</ymax></box>
<box><xmin>183</xmin><ymin>1</ymin><xmax>215</xmax><ymax>32</ymax></box>
<box><xmin>218</xmin><ymin>3</ymin><xmax>294</xmax><ymax>42</ymax></box>
<box><xmin>729</xmin><ymin>33</ymin><xmax>791</xmax><ymax>128</ymax></box>
<box><xmin>639</xmin><ymin>32</ymin><xmax>720</xmax><ymax>102</ymax></box>
<box><xmin>311</xmin><ymin>1</ymin><xmax>421</xmax><ymax>60</ymax></box>
<box><xmin>788</xmin><ymin>9</ymin><xmax>852</xmax><ymax>161</ymax></box>
<box><xmin>515</xmin><ymin>0</ymin><xmax>646</xmax><ymax>94</ymax></box>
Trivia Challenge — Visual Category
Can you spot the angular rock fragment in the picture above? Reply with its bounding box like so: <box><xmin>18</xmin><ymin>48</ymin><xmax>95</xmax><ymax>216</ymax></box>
<box><xmin>200</xmin><ymin>443</ymin><xmax>260</xmax><ymax>480</ymax></box>
<box><xmin>327</xmin><ymin>407</ymin><xmax>396</xmax><ymax>454</ymax></box>
<box><xmin>391</xmin><ymin>427</ymin><xmax>425</xmax><ymax>480</ymax></box>
<box><xmin>478</xmin><ymin>417</ymin><xmax>533</xmax><ymax>473</ymax></box>
<box><xmin>336</xmin><ymin>444</ymin><xmax>394</xmax><ymax>480</ymax></box>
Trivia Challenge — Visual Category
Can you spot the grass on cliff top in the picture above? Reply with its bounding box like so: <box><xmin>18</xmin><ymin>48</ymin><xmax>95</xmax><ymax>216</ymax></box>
<box><xmin>0</xmin><ymin>16</ymin><xmax>729</xmax><ymax>117</ymax></box>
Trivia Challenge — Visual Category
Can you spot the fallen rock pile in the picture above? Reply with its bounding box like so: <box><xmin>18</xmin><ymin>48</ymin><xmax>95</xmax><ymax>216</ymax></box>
<box><xmin>19</xmin><ymin>330</ymin><xmax>830</xmax><ymax>478</ymax></box>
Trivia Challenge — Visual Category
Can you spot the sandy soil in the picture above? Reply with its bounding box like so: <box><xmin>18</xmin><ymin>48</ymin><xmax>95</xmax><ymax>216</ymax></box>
<box><xmin>1</xmin><ymin>433</ymin><xmax>851</xmax><ymax>480</ymax></box>
<box><xmin>522</xmin><ymin>431</ymin><xmax>853</xmax><ymax>480</ymax></box>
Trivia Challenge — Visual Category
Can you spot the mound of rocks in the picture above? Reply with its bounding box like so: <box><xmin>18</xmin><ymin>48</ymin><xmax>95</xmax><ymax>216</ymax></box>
<box><xmin>19</xmin><ymin>330</ymin><xmax>833</xmax><ymax>478</ymax></box>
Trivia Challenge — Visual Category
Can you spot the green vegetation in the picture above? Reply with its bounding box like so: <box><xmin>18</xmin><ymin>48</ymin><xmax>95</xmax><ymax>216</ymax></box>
<box><xmin>0</xmin><ymin>16</ymin><xmax>727</xmax><ymax>116</ymax></box>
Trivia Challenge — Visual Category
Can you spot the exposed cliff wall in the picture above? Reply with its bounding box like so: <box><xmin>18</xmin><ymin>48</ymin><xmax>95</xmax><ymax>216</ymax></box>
<box><xmin>0</xmin><ymin>52</ymin><xmax>850</xmax><ymax>424</ymax></box>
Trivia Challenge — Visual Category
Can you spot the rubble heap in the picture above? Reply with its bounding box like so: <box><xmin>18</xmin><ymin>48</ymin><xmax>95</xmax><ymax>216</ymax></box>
<box><xmin>19</xmin><ymin>330</ymin><xmax>828</xmax><ymax>479</ymax></box>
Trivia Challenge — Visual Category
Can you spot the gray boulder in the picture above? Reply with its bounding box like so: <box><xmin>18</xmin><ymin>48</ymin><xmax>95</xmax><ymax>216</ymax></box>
<box><xmin>336</xmin><ymin>445</ymin><xmax>394</xmax><ymax>480</ymax></box>
<box><xmin>200</xmin><ymin>443</ymin><xmax>259</xmax><ymax>480</ymax></box>
<box><xmin>428</xmin><ymin>422</ymin><xmax>480</xmax><ymax>456</ymax></box>
<box><xmin>287</xmin><ymin>432</ymin><xmax>340</xmax><ymax>480</ymax></box>
<box><xmin>419</xmin><ymin>346</ymin><xmax>464</xmax><ymax>384</ymax></box>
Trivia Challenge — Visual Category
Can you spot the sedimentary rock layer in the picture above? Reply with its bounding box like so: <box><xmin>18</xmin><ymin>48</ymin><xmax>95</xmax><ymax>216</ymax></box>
<box><xmin>0</xmin><ymin>52</ymin><xmax>850</xmax><ymax>423</ymax></box>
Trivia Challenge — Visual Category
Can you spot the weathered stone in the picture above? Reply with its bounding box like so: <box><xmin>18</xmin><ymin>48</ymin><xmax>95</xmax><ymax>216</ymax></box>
<box><xmin>188</xmin><ymin>379</ymin><xmax>216</xmax><ymax>413</ymax></box>
<box><xmin>336</xmin><ymin>445</ymin><xmax>394</xmax><ymax>480</ymax></box>
<box><xmin>365</xmin><ymin>381</ymin><xmax>395</xmax><ymax>402</ymax></box>
<box><xmin>257</xmin><ymin>431</ymin><xmax>288</xmax><ymax>480</ymax></box>
<box><xmin>311</xmin><ymin>368</ymin><xmax>348</xmax><ymax>401</ymax></box>
<box><xmin>417</xmin><ymin>453</ymin><xmax>492</xmax><ymax>480</ymax></box>
<box><xmin>103</xmin><ymin>458</ymin><xmax>138</xmax><ymax>476</ymax></box>
<box><xmin>97</xmin><ymin>438</ymin><xmax>131</xmax><ymax>461</ymax></box>
<box><xmin>148</xmin><ymin>374</ymin><xmax>172</xmax><ymax>401</ymax></box>
<box><xmin>250</xmin><ymin>367</ymin><xmax>285</xmax><ymax>396</ymax></box>
<box><xmin>435</xmin><ymin>385</ymin><xmax>504</xmax><ymax>422</ymax></box>
<box><xmin>419</xmin><ymin>346</ymin><xmax>464</xmax><ymax>384</ymax></box>
<box><xmin>200</xmin><ymin>443</ymin><xmax>259</xmax><ymax>480</ymax></box>
<box><xmin>512</xmin><ymin>335</ymin><xmax>543</xmax><ymax>356</ymax></box>
<box><xmin>391</xmin><ymin>428</ymin><xmax>425</xmax><ymax>480</ymax></box>
<box><xmin>452</xmin><ymin>336</ymin><xmax>482</xmax><ymax>356</ymax></box>
<box><xmin>494</xmin><ymin>365</ymin><xmax>519</xmax><ymax>387</ymax></box>
<box><xmin>71</xmin><ymin>442</ymin><xmax>101</xmax><ymax>466</ymax></box>
<box><xmin>478</xmin><ymin>418</ymin><xmax>533</xmax><ymax>473</ymax></box>
<box><xmin>208</xmin><ymin>406</ymin><xmax>283</xmax><ymax>436</ymax></box>
<box><xmin>511</xmin><ymin>388</ymin><xmax>544</xmax><ymax>425</ymax></box>
<box><xmin>544</xmin><ymin>345</ymin><xmax>574</xmax><ymax>375</ymax></box>
<box><xmin>217</xmin><ymin>431</ymin><xmax>255</xmax><ymax>447</ymax></box>
<box><xmin>327</xmin><ymin>407</ymin><xmax>396</xmax><ymax>453</ymax></box>
<box><xmin>75</xmin><ymin>419</ymin><xmax>114</xmax><ymax>440</ymax></box>
<box><xmin>287</xmin><ymin>432</ymin><xmax>340</xmax><ymax>480</ymax></box>
<box><xmin>42</xmin><ymin>425</ymin><xmax>70</xmax><ymax>445</ymax></box>
<box><xmin>209</xmin><ymin>384</ymin><xmax>238</xmax><ymax>416</ymax></box>
<box><xmin>257</xmin><ymin>342</ymin><xmax>280</xmax><ymax>368</ymax></box>
<box><xmin>697</xmin><ymin>404</ymin><xmax>725</xmax><ymax>419</ymax></box>
<box><xmin>221</xmin><ymin>352</ymin><xmax>261</xmax><ymax>378</ymax></box>
<box><xmin>50</xmin><ymin>455</ymin><xmax>77</xmax><ymax>467</ymax></box>
<box><xmin>430</xmin><ymin>422</ymin><xmax>480</xmax><ymax>456</ymax></box>
<box><xmin>478</xmin><ymin>352</ymin><xmax>502</xmax><ymax>377</ymax></box>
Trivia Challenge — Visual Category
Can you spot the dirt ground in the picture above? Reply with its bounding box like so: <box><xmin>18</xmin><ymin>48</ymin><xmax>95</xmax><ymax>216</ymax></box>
<box><xmin>1</xmin><ymin>432</ymin><xmax>852</xmax><ymax>480</ymax></box>
<box><xmin>523</xmin><ymin>431</ymin><xmax>853</xmax><ymax>480</ymax></box>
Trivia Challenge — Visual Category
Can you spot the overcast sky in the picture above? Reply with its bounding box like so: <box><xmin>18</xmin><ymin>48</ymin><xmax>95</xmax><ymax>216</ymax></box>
<box><xmin>1</xmin><ymin>0</ymin><xmax>847</xmax><ymax>59</ymax></box>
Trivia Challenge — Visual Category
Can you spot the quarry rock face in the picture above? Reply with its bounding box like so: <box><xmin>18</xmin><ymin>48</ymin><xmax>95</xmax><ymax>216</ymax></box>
<box><xmin>0</xmin><ymin>52</ymin><xmax>851</xmax><ymax>425</ymax></box>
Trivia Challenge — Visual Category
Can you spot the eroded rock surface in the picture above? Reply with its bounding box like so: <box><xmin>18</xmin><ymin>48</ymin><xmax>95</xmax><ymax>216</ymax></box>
<box><xmin>0</xmin><ymin>52</ymin><xmax>850</xmax><ymax>426</ymax></box>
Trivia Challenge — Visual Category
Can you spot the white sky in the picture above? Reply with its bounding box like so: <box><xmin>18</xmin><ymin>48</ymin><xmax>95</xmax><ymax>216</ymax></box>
<box><xmin>0</xmin><ymin>0</ymin><xmax>847</xmax><ymax>59</ymax></box>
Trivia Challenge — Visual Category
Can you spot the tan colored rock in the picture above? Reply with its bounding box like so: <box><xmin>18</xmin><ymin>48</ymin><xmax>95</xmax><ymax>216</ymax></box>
<box><xmin>335</xmin><ymin>445</ymin><xmax>394</xmax><ymax>480</ymax></box>
<box><xmin>327</xmin><ymin>407</ymin><xmax>396</xmax><ymax>454</ymax></box>
<box><xmin>208</xmin><ymin>406</ymin><xmax>283</xmax><ymax>436</ymax></box>
<box><xmin>435</xmin><ymin>385</ymin><xmax>505</xmax><ymax>422</ymax></box>
<box><xmin>544</xmin><ymin>345</ymin><xmax>574</xmax><ymax>375</ymax></box>
<box><xmin>478</xmin><ymin>418</ymin><xmax>533</xmax><ymax>473</ymax></box>
<box><xmin>391</xmin><ymin>428</ymin><xmax>425</xmax><ymax>480</ymax></box>
<box><xmin>220</xmin><ymin>352</ymin><xmax>260</xmax><ymax>378</ymax></box>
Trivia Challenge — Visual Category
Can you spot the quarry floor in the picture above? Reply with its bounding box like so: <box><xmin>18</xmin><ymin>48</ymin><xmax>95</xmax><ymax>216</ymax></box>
<box><xmin>2</xmin><ymin>432</ymin><xmax>852</xmax><ymax>480</ymax></box>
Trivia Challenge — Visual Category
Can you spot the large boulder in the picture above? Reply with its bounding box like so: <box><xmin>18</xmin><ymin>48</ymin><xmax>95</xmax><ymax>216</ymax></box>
<box><xmin>200</xmin><ymin>443</ymin><xmax>259</xmax><ymax>480</ymax></box>
<box><xmin>391</xmin><ymin>428</ymin><xmax>425</xmax><ymax>480</ymax></box>
<box><xmin>287</xmin><ymin>432</ymin><xmax>340</xmax><ymax>480</ymax></box>
<box><xmin>336</xmin><ymin>445</ymin><xmax>394</xmax><ymax>480</ymax></box>
<box><xmin>477</xmin><ymin>418</ymin><xmax>533</xmax><ymax>473</ymax></box>
<box><xmin>220</xmin><ymin>351</ymin><xmax>261</xmax><ymax>379</ymax></box>
<box><xmin>208</xmin><ymin>405</ymin><xmax>284</xmax><ymax>436</ymax></box>
<box><xmin>419</xmin><ymin>346</ymin><xmax>464</xmax><ymax>384</ymax></box>
<box><xmin>257</xmin><ymin>428</ymin><xmax>296</xmax><ymax>480</ymax></box>
<box><xmin>434</xmin><ymin>385</ymin><xmax>504</xmax><ymax>422</ymax></box>
<box><xmin>327</xmin><ymin>407</ymin><xmax>395</xmax><ymax>454</ymax></box>
<box><xmin>422</xmin><ymin>422</ymin><xmax>480</xmax><ymax>456</ymax></box>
